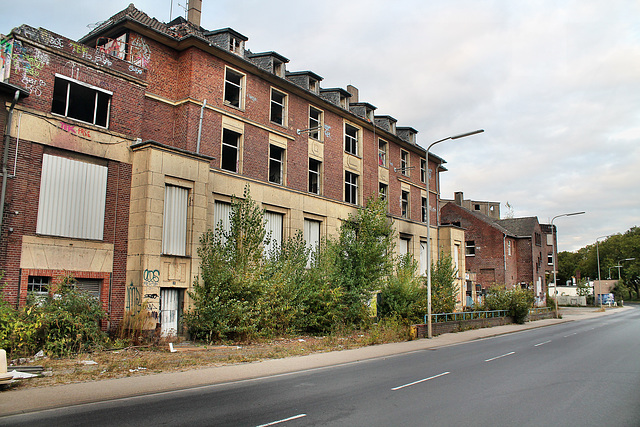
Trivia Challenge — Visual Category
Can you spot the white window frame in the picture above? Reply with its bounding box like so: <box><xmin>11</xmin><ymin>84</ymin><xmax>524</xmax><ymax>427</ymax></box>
<box><xmin>400</xmin><ymin>150</ymin><xmax>409</xmax><ymax>176</ymax></box>
<box><xmin>422</xmin><ymin>196</ymin><xmax>428</xmax><ymax>222</ymax></box>
<box><xmin>378</xmin><ymin>139</ymin><xmax>388</xmax><ymax>167</ymax></box>
<box><xmin>379</xmin><ymin>182</ymin><xmax>388</xmax><ymax>201</ymax></box>
<box><xmin>51</xmin><ymin>74</ymin><xmax>112</xmax><ymax>128</ymax></box>
<box><xmin>309</xmin><ymin>106</ymin><xmax>323</xmax><ymax>140</ymax></box>
<box><xmin>466</xmin><ymin>241</ymin><xmax>476</xmax><ymax>256</ymax></box>
<box><xmin>269</xmin><ymin>144</ymin><xmax>285</xmax><ymax>184</ymax></box>
<box><xmin>401</xmin><ymin>190</ymin><xmax>410</xmax><ymax>219</ymax></box>
<box><xmin>420</xmin><ymin>159</ymin><xmax>427</xmax><ymax>183</ymax></box>
<box><xmin>344</xmin><ymin>123</ymin><xmax>359</xmax><ymax>156</ymax></box>
<box><xmin>224</xmin><ymin>67</ymin><xmax>245</xmax><ymax>109</ymax></box>
<box><xmin>309</xmin><ymin>158</ymin><xmax>321</xmax><ymax>194</ymax></box>
<box><xmin>270</xmin><ymin>88</ymin><xmax>287</xmax><ymax>126</ymax></box>
<box><xmin>345</xmin><ymin>171</ymin><xmax>358</xmax><ymax>204</ymax></box>
<box><xmin>221</xmin><ymin>128</ymin><xmax>242</xmax><ymax>173</ymax></box>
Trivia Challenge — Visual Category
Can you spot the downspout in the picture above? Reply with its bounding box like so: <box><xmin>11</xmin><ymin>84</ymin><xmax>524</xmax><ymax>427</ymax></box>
<box><xmin>0</xmin><ymin>90</ymin><xmax>20</xmax><ymax>239</ymax></box>
<box><xmin>196</xmin><ymin>99</ymin><xmax>206</xmax><ymax>154</ymax></box>
<box><xmin>503</xmin><ymin>233</ymin><xmax>507</xmax><ymax>284</ymax></box>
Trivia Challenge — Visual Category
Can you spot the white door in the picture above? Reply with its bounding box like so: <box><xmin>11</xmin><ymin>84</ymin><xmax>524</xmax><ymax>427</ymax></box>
<box><xmin>160</xmin><ymin>288</ymin><xmax>179</xmax><ymax>336</ymax></box>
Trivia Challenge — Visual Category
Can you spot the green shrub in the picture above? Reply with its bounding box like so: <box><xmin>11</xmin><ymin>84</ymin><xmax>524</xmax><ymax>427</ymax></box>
<box><xmin>2</xmin><ymin>275</ymin><xmax>108</xmax><ymax>357</ymax></box>
<box><xmin>484</xmin><ymin>285</ymin><xmax>535</xmax><ymax>324</ymax></box>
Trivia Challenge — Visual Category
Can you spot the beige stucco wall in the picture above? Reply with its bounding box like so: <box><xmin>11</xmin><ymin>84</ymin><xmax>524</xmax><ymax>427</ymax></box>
<box><xmin>21</xmin><ymin>235</ymin><xmax>114</xmax><ymax>272</ymax></box>
<box><xmin>439</xmin><ymin>226</ymin><xmax>469</xmax><ymax>309</ymax></box>
<box><xmin>126</xmin><ymin>143</ymin><xmax>210</xmax><ymax>320</ymax></box>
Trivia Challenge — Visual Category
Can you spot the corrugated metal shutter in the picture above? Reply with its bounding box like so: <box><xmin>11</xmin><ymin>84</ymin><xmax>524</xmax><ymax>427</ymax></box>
<box><xmin>76</xmin><ymin>279</ymin><xmax>101</xmax><ymax>298</ymax></box>
<box><xmin>162</xmin><ymin>185</ymin><xmax>188</xmax><ymax>256</ymax></box>
<box><xmin>160</xmin><ymin>288</ymin><xmax>179</xmax><ymax>336</ymax></box>
<box><xmin>36</xmin><ymin>154</ymin><xmax>108</xmax><ymax>240</ymax></box>
<box><xmin>264</xmin><ymin>211</ymin><xmax>283</xmax><ymax>256</ymax></box>
<box><xmin>304</xmin><ymin>219</ymin><xmax>321</xmax><ymax>268</ymax></box>
<box><xmin>214</xmin><ymin>201</ymin><xmax>232</xmax><ymax>234</ymax></box>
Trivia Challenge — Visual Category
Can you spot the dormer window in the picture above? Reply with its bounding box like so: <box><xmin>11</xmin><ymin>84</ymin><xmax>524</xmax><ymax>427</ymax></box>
<box><xmin>309</xmin><ymin>78</ymin><xmax>319</xmax><ymax>93</ymax></box>
<box><xmin>273</xmin><ymin>60</ymin><xmax>285</xmax><ymax>77</ymax></box>
<box><xmin>230</xmin><ymin>37</ymin><xmax>243</xmax><ymax>54</ymax></box>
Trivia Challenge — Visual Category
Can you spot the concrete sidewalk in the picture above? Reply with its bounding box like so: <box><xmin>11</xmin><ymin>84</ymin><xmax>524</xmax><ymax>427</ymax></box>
<box><xmin>0</xmin><ymin>306</ymin><xmax>630</xmax><ymax>416</ymax></box>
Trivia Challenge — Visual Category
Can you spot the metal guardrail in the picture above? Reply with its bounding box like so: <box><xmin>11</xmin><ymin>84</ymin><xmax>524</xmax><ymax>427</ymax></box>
<box><xmin>425</xmin><ymin>310</ymin><xmax>509</xmax><ymax>324</ymax></box>
<box><xmin>528</xmin><ymin>307</ymin><xmax>552</xmax><ymax>315</ymax></box>
<box><xmin>425</xmin><ymin>307</ymin><xmax>553</xmax><ymax>324</ymax></box>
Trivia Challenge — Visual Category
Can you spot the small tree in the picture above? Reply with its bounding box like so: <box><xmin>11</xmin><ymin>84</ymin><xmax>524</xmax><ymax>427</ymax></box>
<box><xmin>378</xmin><ymin>254</ymin><xmax>421</xmax><ymax>322</ymax></box>
<box><xmin>427</xmin><ymin>252</ymin><xmax>459</xmax><ymax>314</ymax></box>
<box><xmin>331</xmin><ymin>196</ymin><xmax>395</xmax><ymax>326</ymax></box>
<box><xmin>185</xmin><ymin>186</ymin><xmax>267</xmax><ymax>341</ymax></box>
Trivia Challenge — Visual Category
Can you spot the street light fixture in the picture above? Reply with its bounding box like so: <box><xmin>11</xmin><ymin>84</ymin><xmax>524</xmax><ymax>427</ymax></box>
<box><xmin>616</xmin><ymin>258</ymin><xmax>636</xmax><ymax>279</ymax></box>
<box><xmin>595</xmin><ymin>234</ymin><xmax>614</xmax><ymax>308</ymax></box>
<box><xmin>426</xmin><ymin>129</ymin><xmax>484</xmax><ymax>339</ymax></box>
<box><xmin>551</xmin><ymin>211</ymin><xmax>585</xmax><ymax>318</ymax></box>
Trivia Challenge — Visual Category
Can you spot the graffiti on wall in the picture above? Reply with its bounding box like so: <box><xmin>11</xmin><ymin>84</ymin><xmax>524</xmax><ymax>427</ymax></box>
<box><xmin>129</xmin><ymin>34</ymin><xmax>151</xmax><ymax>69</ymax></box>
<box><xmin>143</xmin><ymin>269</ymin><xmax>160</xmax><ymax>287</ymax></box>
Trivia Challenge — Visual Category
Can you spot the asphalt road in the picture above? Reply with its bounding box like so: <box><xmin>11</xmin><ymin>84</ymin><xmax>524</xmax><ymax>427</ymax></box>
<box><xmin>2</xmin><ymin>306</ymin><xmax>639</xmax><ymax>426</ymax></box>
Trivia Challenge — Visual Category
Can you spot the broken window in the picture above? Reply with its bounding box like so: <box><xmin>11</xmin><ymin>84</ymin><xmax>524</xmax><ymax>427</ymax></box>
<box><xmin>269</xmin><ymin>145</ymin><xmax>285</xmax><ymax>184</ymax></box>
<box><xmin>379</xmin><ymin>183</ymin><xmax>388</xmax><ymax>201</ymax></box>
<box><xmin>309</xmin><ymin>106</ymin><xmax>322</xmax><ymax>140</ymax></box>
<box><xmin>270</xmin><ymin>89</ymin><xmax>287</xmax><ymax>126</ymax></box>
<box><xmin>309</xmin><ymin>158</ymin><xmax>321</xmax><ymax>194</ymax></box>
<box><xmin>221</xmin><ymin>128</ymin><xmax>241</xmax><ymax>172</ymax></box>
<box><xmin>422</xmin><ymin>197</ymin><xmax>428</xmax><ymax>222</ymax></box>
<box><xmin>51</xmin><ymin>75</ymin><xmax>111</xmax><ymax>127</ymax></box>
<box><xmin>401</xmin><ymin>190</ymin><xmax>410</xmax><ymax>218</ymax></box>
<box><xmin>378</xmin><ymin>139</ymin><xmax>387</xmax><ymax>167</ymax></box>
<box><xmin>466</xmin><ymin>241</ymin><xmax>476</xmax><ymax>256</ymax></box>
<box><xmin>400</xmin><ymin>150</ymin><xmax>409</xmax><ymax>176</ymax></box>
<box><xmin>224</xmin><ymin>68</ymin><xmax>244</xmax><ymax>108</ymax></box>
<box><xmin>344</xmin><ymin>123</ymin><xmax>358</xmax><ymax>155</ymax></box>
<box><xmin>345</xmin><ymin>171</ymin><xmax>358</xmax><ymax>204</ymax></box>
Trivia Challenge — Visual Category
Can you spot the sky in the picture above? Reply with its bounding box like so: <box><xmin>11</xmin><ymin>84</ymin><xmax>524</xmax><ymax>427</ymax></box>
<box><xmin>1</xmin><ymin>0</ymin><xmax>639</xmax><ymax>252</ymax></box>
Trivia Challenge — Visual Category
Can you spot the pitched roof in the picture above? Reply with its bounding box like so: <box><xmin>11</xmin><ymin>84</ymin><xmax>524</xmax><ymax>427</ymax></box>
<box><xmin>496</xmin><ymin>217</ymin><xmax>540</xmax><ymax>238</ymax></box>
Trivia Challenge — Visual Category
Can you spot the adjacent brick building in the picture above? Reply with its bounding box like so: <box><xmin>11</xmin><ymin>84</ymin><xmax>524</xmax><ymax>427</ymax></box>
<box><xmin>1</xmin><ymin>2</ymin><xmax>467</xmax><ymax>332</ymax></box>
<box><xmin>441</xmin><ymin>192</ymin><xmax>555</xmax><ymax>306</ymax></box>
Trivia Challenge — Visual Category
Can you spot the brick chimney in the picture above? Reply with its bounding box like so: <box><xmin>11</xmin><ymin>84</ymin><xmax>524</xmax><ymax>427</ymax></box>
<box><xmin>454</xmin><ymin>191</ymin><xmax>463</xmax><ymax>206</ymax></box>
<box><xmin>188</xmin><ymin>0</ymin><xmax>202</xmax><ymax>27</ymax></box>
<box><xmin>346</xmin><ymin>85</ymin><xmax>359</xmax><ymax>103</ymax></box>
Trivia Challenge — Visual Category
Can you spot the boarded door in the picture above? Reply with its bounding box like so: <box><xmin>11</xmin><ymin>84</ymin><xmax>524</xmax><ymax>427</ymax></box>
<box><xmin>160</xmin><ymin>288</ymin><xmax>179</xmax><ymax>336</ymax></box>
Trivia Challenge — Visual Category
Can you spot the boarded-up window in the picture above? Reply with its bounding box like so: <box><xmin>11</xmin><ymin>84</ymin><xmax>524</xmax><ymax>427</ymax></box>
<box><xmin>214</xmin><ymin>201</ymin><xmax>232</xmax><ymax>234</ymax></box>
<box><xmin>162</xmin><ymin>185</ymin><xmax>188</xmax><ymax>256</ymax></box>
<box><xmin>264</xmin><ymin>211</ymin><xmax>283</xmax><ymax>256</ymax></box>
<box><xmin>304</xmin><ymin>219</ymin><xmax>321</xmax><ymax>268</ymax></box>
<box><xmin>36</xmin><ymin>154</ymin><xmax>108</xmax><ymax>240</ymax></box>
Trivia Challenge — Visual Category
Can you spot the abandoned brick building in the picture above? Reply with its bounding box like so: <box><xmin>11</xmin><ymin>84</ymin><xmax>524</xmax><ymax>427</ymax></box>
<box><xmin>441</xmin><ymin>192</ymin><xmax>556</xmax><ymax>305</ymax></box>
<box><xmin>0</xmin><ymin>1</ymin><xmax>469</xmax><ymax>333</ymax></box>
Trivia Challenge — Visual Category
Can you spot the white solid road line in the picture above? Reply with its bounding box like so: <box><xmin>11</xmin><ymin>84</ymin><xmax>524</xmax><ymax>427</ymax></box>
<box><xmin>256</xmin><ymin>413</ymin><xmax>307</xmax><ymax>427</ymax></box>
<box><xmin>391</xmin><ymin>372</ymin><xmax>451</xmax><ymax>391</ymax></box>
<box><xmin>484</xmin><ymin>351</ymin><xmax>515</xmax><ymax>362</ymax></box>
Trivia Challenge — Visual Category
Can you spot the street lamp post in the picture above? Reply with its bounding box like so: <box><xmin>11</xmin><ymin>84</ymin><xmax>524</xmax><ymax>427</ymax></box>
<box><xmin>595</xmin><ymin>235</ymin><xmax>613</xmax><ymax>308</ymax></box>
<box><xmin>551</xmin><ymin>211</ymin><xmax>585</xmax><ymax>318</ymax></box>
<box><xmin>616</xmin><ymin>258</ymin><xmax>636</xmax><ymax>279</ymax></box>
<box><xmin>426</xmin><ymin>129</ymin><xmax>484</xmax><ymax>339</ymax></box>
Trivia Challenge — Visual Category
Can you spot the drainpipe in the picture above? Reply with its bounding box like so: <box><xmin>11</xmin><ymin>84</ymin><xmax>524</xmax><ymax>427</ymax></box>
<box><xmin>196</xmin><ymin>99</ymin><xmax>206</xmax><ymax>154</ymax></box>
<box><xmin>0</xmin><ymin>90</ymin><xmax>20</xmax><ymax>239</ymax></box>
<box><xmin>503</xmin><ymin>233</ymin><xmax>507</xmax><ymax>284</ymax></box>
